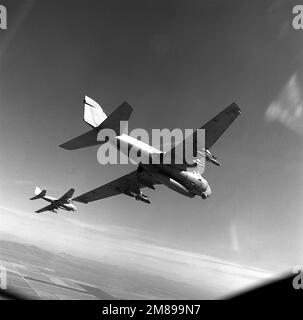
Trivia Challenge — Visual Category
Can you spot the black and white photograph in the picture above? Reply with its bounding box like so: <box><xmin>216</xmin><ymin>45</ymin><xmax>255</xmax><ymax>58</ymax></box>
<box><xmin>0</xmin><ymin>0</ymin><xmax>302</xmax><ymax>311</ymax></box>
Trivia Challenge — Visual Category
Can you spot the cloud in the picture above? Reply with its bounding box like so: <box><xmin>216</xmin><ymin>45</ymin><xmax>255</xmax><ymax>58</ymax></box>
<box><xmin>0</xmin><ymin>205</ymin><xmax>276</xmax><ymax>298</ymax></box>
<box><xmin>266</xmin><ymin>74</ymin><xmax>303</xmax><ymax>135</ymax></box>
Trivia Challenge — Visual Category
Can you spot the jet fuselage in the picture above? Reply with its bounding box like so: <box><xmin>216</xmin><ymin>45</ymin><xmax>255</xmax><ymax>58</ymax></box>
<box><xmin>42</xmin><ymin>195</ymin><xmax>77</xmax><ymax>212</ymax></box>
<box><xmin>113</xmin><ymin>134</ymin><xmax>212</xmax><ymax>199</ymax></box>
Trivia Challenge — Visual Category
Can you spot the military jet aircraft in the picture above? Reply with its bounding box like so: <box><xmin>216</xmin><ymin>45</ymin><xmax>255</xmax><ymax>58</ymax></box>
<box><xmin>30</xmin><ymin>187</ymin><xmax>77</xmax><ymax>213</ymax></box>
<box><xmin>60</xmin><ymin>96</ymin><xmax>241</xmax><ymax>204</ymax></box>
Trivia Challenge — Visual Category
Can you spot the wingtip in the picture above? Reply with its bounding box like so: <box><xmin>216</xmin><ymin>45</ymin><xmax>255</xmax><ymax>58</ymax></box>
<box><xmin>230</xmin><ymin>102</ymin><xmax>241</xmax><ymax>115</ymax></box>
<box><xmin>121</xmin><ymin>101</ymin><xmax>134</xmax><ymax>112</ymax></box>
<box><xmin>59</xmin><ymin>142</ymin><xmax>68</xmax><ymax>149</ymax></box>
<box><xmin>59</xmin><ymin>142</ymin><xmax>73</xmax><ymax>150</ymax></box>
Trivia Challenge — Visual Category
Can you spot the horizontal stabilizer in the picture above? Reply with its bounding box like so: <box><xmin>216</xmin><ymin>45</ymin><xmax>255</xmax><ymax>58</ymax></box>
<box><xmin>60</xmin><ymin>100</ymin><xmax>133</xmax><ymax>150</ymax></box>
<box><xmin>98</xmin><ymin>101</ymin><xmax>133</xmax><ymax>134</ymax></box>
<box><xmin>30</xmin><ymin>186</ymin><xmax>46</xmax><ymax>200</ymax></box>
<box><xmin>59</xmin><ymin>129</ymin><xmax>104</xmax><ymax>150</ymax></box>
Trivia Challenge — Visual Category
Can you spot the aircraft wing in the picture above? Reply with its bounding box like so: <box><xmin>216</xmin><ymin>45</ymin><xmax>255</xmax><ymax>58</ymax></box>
<box><xmin>163</xmin><ymin>102</ymin><xmax>241</xmax><ymax>165</ymax></box>
<box><xmin>57</xmin><ymin>188</ymin><xmax>75</xmax><ymax>202</ymax></box>
<box><xmin>73</xmin><ymin>169</ymin><xmax>157</xmax><ymax>203</ymax></box>
<box><xmin>202</xmin><ymin>102</ymin><xmax>241</xmax><ymax>150</ymax></box>
<box><xmin>35</xmin><ymin>204</ymin><xmax>56</xmax><ymax>213</ymax></box>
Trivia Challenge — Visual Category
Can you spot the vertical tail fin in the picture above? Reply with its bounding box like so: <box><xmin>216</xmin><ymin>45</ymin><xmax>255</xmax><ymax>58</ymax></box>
<box><xmin>84</xmin><ymin>96</ymin><xmax>107</xmax><ymax>128</ymax></box>
<box><xmin>30</xmin><ymin>187</ymin><xmax>46</xmax><ymax>200</ymax></box>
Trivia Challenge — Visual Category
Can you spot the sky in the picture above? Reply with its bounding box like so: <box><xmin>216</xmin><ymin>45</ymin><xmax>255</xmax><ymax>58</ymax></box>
<box><xmin>0</xmin><ymin>0</ymin><xmax>303</xmax><ymax>293</ymax></box>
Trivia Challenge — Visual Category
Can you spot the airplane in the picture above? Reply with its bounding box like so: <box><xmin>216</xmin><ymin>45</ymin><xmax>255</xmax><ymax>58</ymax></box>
<box><xmin>60</xmin><ymin>96</ymin><xmax>241</xmax><ymax>204</ymax></box>
<box><xmin>30</xmin><ymin>187</ymin><xmax>77</xmax><ymax>213</ymax></box>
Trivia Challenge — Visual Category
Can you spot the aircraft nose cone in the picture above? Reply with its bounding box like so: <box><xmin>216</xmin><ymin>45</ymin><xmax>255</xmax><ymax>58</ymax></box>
<box><xmin>201</xmin><ymin>184</ymin><xmax>211</xmax><ymax>199</ymax></box>
<box><xmin>200</xmin><ymin>177</ymin><xmax>209</xmax><ymax>192</ymax></box>
<box><xmin>199</xmin><ymin>177</ymin><xmax>211</xmax><ymax>198</ymax></box>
